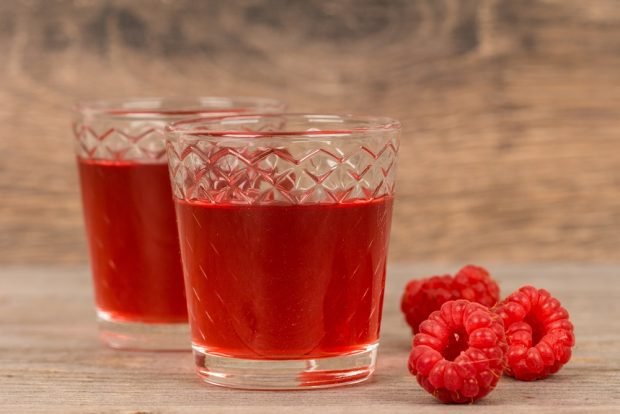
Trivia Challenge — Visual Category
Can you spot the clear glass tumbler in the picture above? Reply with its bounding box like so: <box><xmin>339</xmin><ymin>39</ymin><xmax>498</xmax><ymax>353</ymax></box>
<box><xmin>166</xmin><ymin>114</ymin><xmax>400</xmax><ymax>388</ymax></box>
<box><xmin>73</xmin><ymin>97</ymin><xmax>286</xmax><ymax>350</ymax></box>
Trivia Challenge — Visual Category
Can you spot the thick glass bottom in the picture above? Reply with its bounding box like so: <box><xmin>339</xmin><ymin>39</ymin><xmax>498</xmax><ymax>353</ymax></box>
<box><xmin>97</xmin><ymin>310</ymin><xmax>190</xmax><ymax>351</ymax></box>
<box><xmin>192</xmin><ymin>342</ymin><xmax>378</xmax><ymax>390</ymax></box>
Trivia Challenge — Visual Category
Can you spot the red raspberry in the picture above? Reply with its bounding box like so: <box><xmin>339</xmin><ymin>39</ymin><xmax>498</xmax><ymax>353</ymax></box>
<box><xmin>453</xmin><ymin>265</ymin><xmax>500</xmax><ymax>308</ymax></box>
<box><xmin>401</xmin><ymin>265</ymin><xmax>500</xmax><ymax>333</ymax></box>
<box><xmin>494</xmin><ymin>286</ymin><xmax>574</xmax><ymax>381</ymax></box>
<box><xmin>408</xmin><ymin>300</ymin><xmax>507</xmax><ymax>403</ymax></box>
<box><xmin>401</xmin><ymin>275</ymin><xmax>455</xmax><ymax>334</ymax></box>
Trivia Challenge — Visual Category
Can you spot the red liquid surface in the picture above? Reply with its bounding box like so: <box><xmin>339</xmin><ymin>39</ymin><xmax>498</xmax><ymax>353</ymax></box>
<box><xmin>78</xmin><ymin>159</ymin><xmax>187</xmax><ymax>323</ymax></box>
<box><xmin>175</xmin><ymin>198</ymin><xmax>393</xmax><ymax>359</ymax></box>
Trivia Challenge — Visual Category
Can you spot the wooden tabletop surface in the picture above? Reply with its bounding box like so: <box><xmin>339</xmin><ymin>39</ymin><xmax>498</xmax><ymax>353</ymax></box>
<box><xmin>1</xmin><ymin>263</ymin><xmax>618</xmax><ymax>413</ymax></box>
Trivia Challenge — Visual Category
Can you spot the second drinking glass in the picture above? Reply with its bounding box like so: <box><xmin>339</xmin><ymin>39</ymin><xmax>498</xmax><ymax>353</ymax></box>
<box><xmin>166</xmin><ymin>113</ymin><xmax>400</xmax><ymax>388</ymax></box>
<box><xmin>74</xmin><ymin>97</ymin><xmax>286</xmax><ymax>350</ymax></box>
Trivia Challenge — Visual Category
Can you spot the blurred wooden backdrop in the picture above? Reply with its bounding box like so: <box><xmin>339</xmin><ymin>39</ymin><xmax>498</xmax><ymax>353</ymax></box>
<box><xmin>0</xmin><ymin>0</ymin><xmax>619</xmax><ymax>264</ymax></box>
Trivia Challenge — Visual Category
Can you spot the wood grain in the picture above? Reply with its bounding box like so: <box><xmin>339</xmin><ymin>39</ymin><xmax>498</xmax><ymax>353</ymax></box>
<box><xmin>0</xmin><ymin>263</ymin><xmax>618</xmax><ymax>412</ymax></box>
<box><xmin>1</xmin><ymin>0</ymin><xmax>620</xmax><ymax>263</ymax></box>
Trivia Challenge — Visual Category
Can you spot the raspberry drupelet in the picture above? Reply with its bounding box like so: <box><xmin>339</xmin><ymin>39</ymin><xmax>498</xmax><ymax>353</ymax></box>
<box><xmin>494</xmin><ymin>285</ymin><xmax>575</xmax><ymax>381</ymax></box>
<box><xmin>408</xmin><ymin>300</ymin><xmax>507</xmax><ymax>403</ymax></box>
<box><xmin>401</xmin><ymin>265</ymin><xmax>500</xmax><ymax>333</ymax></box>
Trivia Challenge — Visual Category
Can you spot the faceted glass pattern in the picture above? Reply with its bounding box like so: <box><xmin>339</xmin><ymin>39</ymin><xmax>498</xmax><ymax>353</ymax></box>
<box><xmin>74</xmin><ymin>97</ymin><xmax>286</xmax><ymax>163</ymax></box>
<box><xmin>74</xmin><ymin>119</ymin><xmax>168</xmax><ymax>162</ymax></box>
<box><xmin>166</xmin><ymin>114</ymin><xmax>400</xmax><ymax>204</ymax></box>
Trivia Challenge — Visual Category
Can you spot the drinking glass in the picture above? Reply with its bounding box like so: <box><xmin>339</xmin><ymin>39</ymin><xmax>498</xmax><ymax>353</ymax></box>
<box><xmin>166</xmin><ymin>113</ymin><xmax>400</xmax><ymax>388</ymax></box>
<box><xmin>73</xmin><ymin>97</ymin><xmax>286</xmax><ymax>350</ymax></box>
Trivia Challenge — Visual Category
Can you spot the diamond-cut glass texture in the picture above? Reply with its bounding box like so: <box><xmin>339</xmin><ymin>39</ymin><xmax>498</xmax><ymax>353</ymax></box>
<box><xmin>74</xmin><ymin>119</ymin><xmax>168</xmax><ymax>163</ymax></box>
<box><xmin>167</xmin><ymin>119</ymin><xmax>399</xmax><ymax>205</ymax></box>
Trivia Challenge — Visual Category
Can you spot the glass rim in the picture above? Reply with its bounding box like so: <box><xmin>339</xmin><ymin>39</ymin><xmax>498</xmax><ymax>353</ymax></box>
<box><xmin>166</xmin><ymin>113</ymin><xmax>401</xmax><ymax>138</ymax></box>
<box><xmin>74</xmin><ymin>96</ymin><xmax>287</xmax><ymax>121</ymax></box>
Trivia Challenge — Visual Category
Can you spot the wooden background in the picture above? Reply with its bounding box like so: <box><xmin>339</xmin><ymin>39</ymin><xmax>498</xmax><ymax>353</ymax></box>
<box><xmin>1</xmin><ymin>0</ymin><xmax>619</xmax><ymax>264</ymax></box>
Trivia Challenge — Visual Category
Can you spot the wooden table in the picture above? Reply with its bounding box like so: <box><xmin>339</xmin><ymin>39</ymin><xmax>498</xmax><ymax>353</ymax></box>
<box><xmin>1</xmin><ymin>264</ymin><xmax>618</xmax><ymax>413</ymax></box>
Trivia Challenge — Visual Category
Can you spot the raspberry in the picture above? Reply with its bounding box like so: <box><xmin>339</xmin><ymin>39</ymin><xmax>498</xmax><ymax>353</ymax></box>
<box><xmin>401</xmin><ymin>275</ymin><xmax>455</xmax><ymax>334</ymax></box>
<box><xmin>408</xmin><ymin>300</ymin><xmax>507</xmax><ymax>403</ymax></box>
<box><xmin>453</xmin><ymin>265</ymin><xmax>500</xmax><ymax>308</ymax></box>
<box><xmin>494</xmin><ymin>286</ymin><xmax>575</xmax><ymax>381</ymax></box>
<box><xmin>401</xmin><ymin>265</ymin><xmax>500</xmax><ymax>333</ymax></box>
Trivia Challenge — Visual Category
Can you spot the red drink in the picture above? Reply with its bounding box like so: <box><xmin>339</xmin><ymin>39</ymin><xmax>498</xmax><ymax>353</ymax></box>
<box><xmin>78</xmin><ymin>158</ymin><xmax>187</xmax><ymax>323</ymax></box>
<box><xmin>175</xmin><ymin>197</ymin><xmax>393</xmax><ymax>359</ymax></box>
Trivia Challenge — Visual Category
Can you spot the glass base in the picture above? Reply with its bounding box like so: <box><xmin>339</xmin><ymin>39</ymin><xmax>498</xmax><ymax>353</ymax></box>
<box><xmin>192</xmin><ymin>343</ymin><xmax>378</xmax><ymax>390</ymax></box>
<box><xmin>97</xmin><ymin>310</ymin><xmax>190</xmax><ymax>351</ymax></box>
